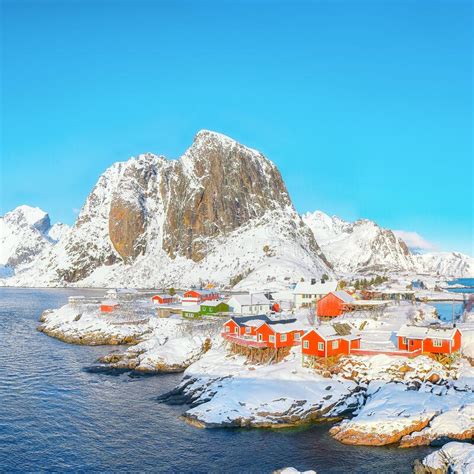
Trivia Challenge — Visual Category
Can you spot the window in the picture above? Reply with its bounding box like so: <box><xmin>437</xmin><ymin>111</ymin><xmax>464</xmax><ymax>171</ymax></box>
<box><xmin>280</xmin><ymin>334</ymin><xmax>287</xmax><ymax>342</ymax></box>
<box><xmin>332</xmin><ymin>340</ymin><xmax>339</xmax><ymax>349</ymax></box>
<box><xmin>303</xmin><ymin>340</ymin><xmax>309</xmax><ymax>349</ymax></box>
<box><xmin>402</xmin><ymin>337</ymin><xmax>408</xmax><ymax>345</ymax></box>
<box><xmin>318</xmin><ymin>342</ymin><xmax>324</xmax><ymax>351</ymax></box>
<box><xmin>294</xmin><ymin>333</ymin><xmax>301</xmax><ymax>341</ymax></box>
<box><xmin>258</xmin><ymin>334</ymin><xmax>263</xmax><ymax>342</ymax></box>
<box><xmin>225</xmin><ymin>326</ymin><xmax>230</xmax><ymax>333</ymax></box>
<box><xmin>433</xmin><ymin>339</ymin><xmax>442</xmax><ymax>347</ymax></box>
<box><xmin>234</xmin><ymin>327</ymin><xmax>239</xmax><ymax>334</ymax></box>
<box><xmin>269</xmin><ymin>335</ymin><xmax>276</xmax><ymax>343</ymax></box>
<box><xmin>245</xmin><ymin>327</ymin><xmax>251</xmax><ymax>334</ymax></box>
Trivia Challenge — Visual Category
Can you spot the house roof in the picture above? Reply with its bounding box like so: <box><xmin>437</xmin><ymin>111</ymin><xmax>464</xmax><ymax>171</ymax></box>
<box><xmin>200</xmin><ymin>300</ymin><xmax>226</xmax><ymax>307</ymax></box>
<box><xmin>266</xmin><ymin>321</ymin><xmax>303</xmax><ymax>333</ymax></box>
<box><xmin>397</xmin><ymin>324</ymin><xmax>459</xmax><ymax>340</ymax></box>
<box><xmin>185</xmin><ymin>289</ymin><xmax>219</xmax><ymax>296</ymax></box>
<box><xmin>330</xmin><ymin>291</ymin><xmax>355</xmax><ymax>303</ymax></box>
<box><xmin>304</xmin><ymin>324</ymin><xmax>360</xmax><ymax>341</ymax></box>
<box><xmin>351</xmin><ymin>300</ymin><xmax>389</xmax><ymax>307</ymax></box>
<box><xmin>228</xmin><ymin>294</ymin><xmax>271</xmax><ymax>306</ymax></box>
<box><xmin>182</xmin><ymin>304</ymin><xmax>201</xmax><ymax>313</ymax></box>
<box><xmin>293</xmin><ymin>280</ymin><xmax>338</xmax><ymax>295</ymax></box>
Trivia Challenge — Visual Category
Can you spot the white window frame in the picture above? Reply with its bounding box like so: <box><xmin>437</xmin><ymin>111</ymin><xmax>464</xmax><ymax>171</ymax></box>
<box><xmin>332</xmin><ymin>340</ymin><xmax>339</xmax><ymax>349</ymax></box>
<box><xmin>402</xmin><ymin>337</ymin><xmax>408</xmax><ymax>345</ymax></box>
<box><xmin>245</xmin><ymin>326</ymin><xmax>251</xmax><ymax>334</ymax></box>
<box><xmin>294</xmin><ymin>333</ymin><xmax>301</xmax><ymax>341</ymax></box>
<box><xmin>269</xmin><ymin>335</ymin><xmax>276</xmax><ymax>343</ymax></box>
<box><xmin>433</xmin><ymin>339</ymin><xmax>442</xmax><ymax>347</ymax></box>
<box><xmin>234</xmin><ymin>327</ymin><xmax>239</xmax><ymax>334</ymax></box>
<box><xmin>258</xmin><ymin>334</ymin><xmax>263</xmax><ymax>342</ymax></box>
<box><xmin>318</xmin><ymin>342</ymin><xmax>324</xmax><ymax>351</ymax></box>
<box><xmin>225</xmin><ymin>326</ymin><xmax>230</xmax><ymax>333</ymax></box>
<box><xmin>303</xmin><ymin>340</ymin><xmax>309</xmax><ymax>349</ymax></box>
<box><xmin>280</xmin><ymin>334</ymin><xmax>287</xmax><ymax>342</ymax></box>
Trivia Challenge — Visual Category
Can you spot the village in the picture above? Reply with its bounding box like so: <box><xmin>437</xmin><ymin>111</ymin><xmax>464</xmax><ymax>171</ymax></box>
<box><xmin>93</xmin><ymin>277</ymin><xmax>469</xmax><ymax>369</ymax></box>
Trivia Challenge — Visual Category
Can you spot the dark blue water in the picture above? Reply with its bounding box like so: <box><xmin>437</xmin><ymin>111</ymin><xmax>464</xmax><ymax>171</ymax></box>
<box><xmin>0</xmin><ymin>288</ymin><xmax>434</xmax><ymax>472</ymax></box>
<box><xmin>433</xmin><ymin>278</ymin><xmax>474</xmax><ymax>321</ymax></box>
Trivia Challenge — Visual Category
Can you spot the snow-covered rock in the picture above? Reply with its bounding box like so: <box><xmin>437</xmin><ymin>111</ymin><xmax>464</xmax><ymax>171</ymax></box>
<box><xmin>329</xmin><ymin>381</ymin><xmax>474</xmax><ymax>446</ymax></box>
<box><xmin>0</xmin><ymin>205</ymin><xmax>69</xmax><ymax>274</ymax></box>
<box><xmin>415</xmin><ymin>252</ymin><xmax>474</xmax><ymax>278</ymax></box>
<box><xmin>303</xmin><ymin>210</ymin><xmax>414</xmax><ymax>274</ymax></box>
<box><xmin>3</xmin><ymin>131</ymin><xmax>332</xmax><ymax>289</ymax></box>
<box><xmin>414</xmin><ymin>442</ymin><xmax>474</xmax><ymax>474</ymax></box>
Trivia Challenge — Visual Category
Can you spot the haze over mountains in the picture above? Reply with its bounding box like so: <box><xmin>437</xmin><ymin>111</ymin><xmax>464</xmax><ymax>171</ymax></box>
<box><xmin>1</xmin><ymin>131</ymin><xmax>472</xmax><ymax>288</ymax></box>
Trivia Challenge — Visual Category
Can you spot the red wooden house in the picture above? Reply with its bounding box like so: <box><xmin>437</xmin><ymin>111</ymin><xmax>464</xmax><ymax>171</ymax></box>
<box><xmin>397</xmin><ymin>325</ymin><xmax>462</xmax><ymax>354</ymax></box>
<box><xmin>151</xmin><ymin>294</ymin><xmax>175</xmax><ymax>305</ymax></box>
<box><xmin>301</xmin><ymin>324</ymin><xmax>361</xmax><ymax>361</ymax></box>
<box><xmin>317</xmin><ymin>291</ymin><xmax>355</xmax><ymax>318</ymax></box>
<box><xmin>182</xmin><ymin>289</ymin><xmax>220</xmax><ymax>305</ymax></box>
<box><xmin>222</xmin><ymin>317</ymin><xmax>304</xmax><ymax>349</ymax></box>
<box><xmin>100</xmin><ymin>301</ymin><xmax>120</xmax><ymax>313</ymax></box>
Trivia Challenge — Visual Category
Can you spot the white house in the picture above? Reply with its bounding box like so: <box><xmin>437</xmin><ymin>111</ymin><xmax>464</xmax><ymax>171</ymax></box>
<box><xmin>293</xmin><ymin>280</ymin><xmax>338</xmax><ymax>308</ymax></box>
<box><xmin>227</xmin><ymin>294</ymin><xmax>271</xmax><ymax>315</ymax></box>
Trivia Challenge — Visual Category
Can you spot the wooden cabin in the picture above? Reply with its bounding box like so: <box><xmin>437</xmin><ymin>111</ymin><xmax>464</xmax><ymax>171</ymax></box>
<box><xmin>222</xmin><ymin>317</ymin><xmax>303</xmax><ymax>348</ymax></box>
<box><xmin>397</xmin><ymin>325</ymin><xmax>462</xmax><ymax>354</ymax></box>
<box><xmin>151</xmin><ymin>294</ymin><xmax>175</xmax><ymax>305</ymax></box>
<box><xmin>200</xmin><ymin>301</ymin><xmax>229</xmax><ymax>315</ymax></box>
<box><xmin>301</xmin><ymin>324</ymin><xmax>361</xmax><ymax>361</ymax></box>
<box><xmin>182</xmin><ymin>289</ymin><xmax>220</xmax><ymax>305</ymax></box>
<box><xmin>100</xmin><ymin>301</ymin><xmax>120</xmax><ymax>313</ymax></box>
<box><xmin>316</xmin><ymin>291</ymin><xmax>355</xmax><ymax>318</ymax></box>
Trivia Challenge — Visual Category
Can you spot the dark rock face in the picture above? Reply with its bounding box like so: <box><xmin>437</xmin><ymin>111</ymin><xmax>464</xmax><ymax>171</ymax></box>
<box><xmin>161</xmin><ymin>131</ymin><xmax>293</xmax><ymax>261</ymax></box>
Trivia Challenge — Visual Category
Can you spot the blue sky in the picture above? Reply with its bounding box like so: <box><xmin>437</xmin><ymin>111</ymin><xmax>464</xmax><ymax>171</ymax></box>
<box><xmin>1</xmin><ymin>0</ymin><xmax>472</xmax><ymax>255</ymax></box>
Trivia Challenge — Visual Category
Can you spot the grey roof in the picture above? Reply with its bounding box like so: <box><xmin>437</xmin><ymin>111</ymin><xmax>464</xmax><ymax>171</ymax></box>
<box><xmin>331</xmin><ymin>291</ymin><xmax>355</xmax><ymax>303</ymax></box>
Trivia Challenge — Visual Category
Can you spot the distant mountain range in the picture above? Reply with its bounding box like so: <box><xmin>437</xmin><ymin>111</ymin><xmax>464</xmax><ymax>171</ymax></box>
<box><xmin>1</xmin><ymin>131</ymin><xmax>472</xmax><ymax>288</ymax></box>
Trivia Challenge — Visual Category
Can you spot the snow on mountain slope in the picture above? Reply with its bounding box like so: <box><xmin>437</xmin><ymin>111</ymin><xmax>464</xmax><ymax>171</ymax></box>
<box><xmin>415</xmin><ymin>252</ymin><xmax>474</xmax><ymax>278</ymax></box>
<box><xmin>303</xmin><ymin>211</ymin><xmax>415</xmax><ymax>275</ymax></box>
<box><xmin>2</xmin><ymin>131</ymin><xmax>332</xmax><ymax>289</ymax></box>
<box><xmin>0</xmin><ymin>206</ymin><xmax>69</xmax><ymax>275</ymax></box>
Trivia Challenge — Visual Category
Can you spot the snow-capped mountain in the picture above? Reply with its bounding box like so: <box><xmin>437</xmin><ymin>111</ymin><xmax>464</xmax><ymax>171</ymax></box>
<box><xmin>415</xmin><ymin>252</ymin><xmax>474</xmax><ymax>278</ymax></box>
<box><xmin>303</xmin><ymin>210</ymin><xmax>416</xmax><ymax>274</ymax></box>
<box><xmin>303</xmin><ymin>210</ymin><xmax>473</xmax><ymax>277</ymax></box>
<box><xmin>0</xmin><ymin>205</ymin><xmax>69</xmax><ymax>276</ymax></box>
<box><xmin>2</xmin><ymin>131</ymin><xmax>332</xmax><ymax>289</ymax></box>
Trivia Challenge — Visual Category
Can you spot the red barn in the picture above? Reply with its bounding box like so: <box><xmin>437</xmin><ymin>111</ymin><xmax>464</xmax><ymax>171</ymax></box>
<box><xmin>151</xmin><ymin>294</ymin><xmax>174</xmax><ymax>305</ymax></box>
<box><xmin>317</xmin><ymin>291</ymin><xmax>355</xmax><ymax>318</ymax></box>
<box><xmin>182</xmin><ymin>289</ymin><xmax>219</xmax><ymax>305</ymax></box>
<box><xmin>100</xmin><ymin>301</ymin><xmax>120</xmax><ymax>313</ymax></box>
<box><xmin>301</xmin><ymin>324</ymin><xmax>360</xmax><ymax>360</ymax></box>
<box><xmin>397</xmin><ymin>325</ymin><xmax>462</xmax><ymax>354</ymax></box>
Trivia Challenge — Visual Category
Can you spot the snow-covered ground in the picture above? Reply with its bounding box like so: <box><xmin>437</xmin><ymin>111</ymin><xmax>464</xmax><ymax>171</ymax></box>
<box><xmin>415</xmin><ymin>442</ymin><xmax>474</xmax><ymax>473</ymax></box>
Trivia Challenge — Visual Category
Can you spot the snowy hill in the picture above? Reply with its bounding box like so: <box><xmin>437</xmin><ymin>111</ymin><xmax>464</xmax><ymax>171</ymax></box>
<box><xmin>1</xmin><ymin>131</ymin><xmax>332</xmax><ymax>289</ymax></box>
<box><xmin>415</xmin><ymin>252</ymin><xmax>474</xmax><ymax>278</ymax></box>
<box><xmin>303</xmin><ymin>210</ymin><xmax>473</xmax><ymax>277</ymax></box>
<box><xmin>0</xmin><ymin>205</ymin><xmax>69</xmax><ymax>277</ymax></box>
<box><xmin>303</xmin><ymin>210</ymin><xmax>414</xmax><ymax>274</ymax></box>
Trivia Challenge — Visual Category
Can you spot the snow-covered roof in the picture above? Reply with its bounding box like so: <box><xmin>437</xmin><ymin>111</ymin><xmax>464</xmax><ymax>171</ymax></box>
<box><xmin>100</xmin><ymin>300</ymin><xmax>120</xmax><ymax>306</ymax></box>
<box><xmin>305</xmin><ymin>324</ymin><xmax>360</xmax><ymax>341</ymax></box>
<box><xmin>397</xmin><ymin>324</ymin><xmax>459</xmax><ymax>340</ymax></box>
<box><xmin>293</xmin><ymin>280</ymin><xmax>338</xmax><ymax>295</ymax></box>
<box><xmin>182</xmin><ymin>304</ymin><xmax>201</xmax><ymax>313</ymax></box>
<box><xmin>331</xmin><ymin>291</ymin><xmax>355</xmax><ymax>303</ymax></box>
<box><xmin>228</xmin><ymin>294</ymin><xmax>271</xmax><ymax>306</ymax></box>
<box><xmin>267</xmin><ymin>321</ymin><xmax>304</xmax><ymax>333</ymax></box>
<box><xmin>200</xmin><ymin>300</ymin><xmax>226</xmax><ymax>307</ymax></box>
<box><xmin>351</xmin><ymin>300</ymin><xmax>389</xmax><ymax>307</ymax></box>
<box><xmin>186</xmin><ymin>289</ymin><xmax>218</xmax><ymax>295</ymax></box>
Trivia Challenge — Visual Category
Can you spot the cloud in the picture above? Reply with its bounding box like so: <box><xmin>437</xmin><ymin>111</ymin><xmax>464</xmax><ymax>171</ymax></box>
<box><xmin>393</xmin><ymin>230</ymin><xmax>436</xmax><ymax>251</ymax></box>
